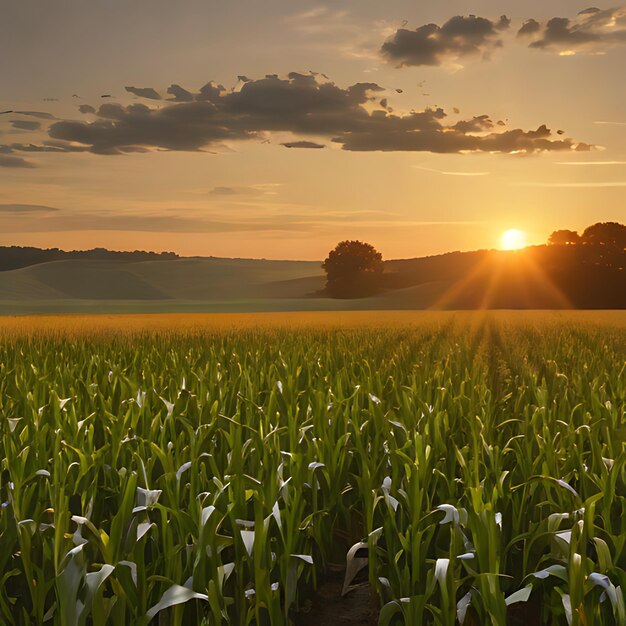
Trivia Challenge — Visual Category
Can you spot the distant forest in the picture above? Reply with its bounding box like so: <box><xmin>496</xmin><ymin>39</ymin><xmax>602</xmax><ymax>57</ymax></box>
<box><xmin>0</xmin><ymin>246</ymin><xmax>179</xmax><ymax>272</ymax></box>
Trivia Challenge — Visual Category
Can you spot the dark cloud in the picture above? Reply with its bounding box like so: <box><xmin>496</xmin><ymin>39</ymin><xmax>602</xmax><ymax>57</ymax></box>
<box><xmin>209</xmin><ymin>186</ymin><xmax>239</xmax><ymax>195</ymax></box>
<box><xmin>578</xmin><ymin>7</ymin><xmax>602</xmax><ymax>16</ymax></box>
<box><xmin>197</xmin><ymin>81</ymin><xmax>226</xmax><ymax>101</ymax></box>
<box><xmin>167</xmin><ymin>84</ymin><xmax>194</xmax><ymax>102</ymax></box>
<box><xmin>45</xmin><ymin>75</ymin><xmax>384</xmax><ymax>154</ymax></box>
<box><xmin>208</xmin><ymin>185</ymin><xmax>278</xmax><ymax>196</ymax></box>
<box><xmin>281</xmin><ymin>141</ymin><xmax>325</xmax><ymax>148</ymax></box>
<box><xmin>0</xmin><ymin>141</ymin><xmax>90</xmax><ymax>154</ymax></box>
<box><xmin>524</xmin><ymin>7</ymin><xmax>626</xmax><ymax>53</ymax></box>
<box><xmin>14</xmin><ymin>111</ymin><xmax>55</xmax><ymax>120</ymax></box>
<box><xmin>382</xmin><ymin>9</ymin><xmax>626</xmax><ymax>61</ymax></box>
<box><xmin>517</xmin><ymin>19</ymin><xmax>541</xmax><ymax>37</ymax></box>
<box><xmin>125</xmin><ymin>86</ymin><xmax>162</xmax><ymax>100</ymax></box>
<box><xmin>452</xmin><ymin>115</ymin><xmax>494</xmax><ymax>133</ymax></box>
<box><xmin>10</xmin><ymin>120</ymin><xmax>42</xmax><ymax>131</ymax></box>
<box><xmin>0</xmin><ymin>154</ymin><xmax>35</xmax><ymax>168</ymax></box>
<box><xmin>79</xmin><ymin>105</ymin><xmax>96</xmax><ymax>114</ymax></box>
<box><xmin>0</xmin><ymin>203</ymin><xmax>59</xmax><ymax>213</ymax></box>
<box><xmin>381</xmin><ymin>14</ymin><xmax>510</xmax><ymax>67</ymax></box>
<box><xmin>333</xmin><ymin>124</ymin><xmax>584</xmax><ymax>153</ymax></box>
<box><xmin>2</xmin><ymin>73</ymin><xmax>588</xmax><ymax>157</ymax></box>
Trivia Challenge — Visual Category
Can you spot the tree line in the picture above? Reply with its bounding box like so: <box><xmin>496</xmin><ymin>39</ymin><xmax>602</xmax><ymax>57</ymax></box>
<box><xmin>322</xmin><ymin>222</ymin><xmax>625</xmax><ymax>305</ymax></box>
<box><xmin>0</xmin><ymin>246</ymin><xmax>179</xmax><ymax>272</ymax></box>
<box><xmin>548</xmin><ymin>222</ymin><xmax>625</xmax><ymax>247</ymax></box>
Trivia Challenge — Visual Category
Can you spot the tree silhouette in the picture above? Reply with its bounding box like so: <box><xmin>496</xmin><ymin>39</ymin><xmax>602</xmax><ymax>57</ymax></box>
<box><xmin>548</xmin><ymin>229</ymin><xmax>580</xmax><ymax>245</ymax></box>
<box><xmin>322</xmin><ymin>240</ymin><xmax>383</xmax><ymax>298</ymax></box>
<box><xmin>581</xmin><ymin>222</ymin><xmax>626</xmax><ymax>248</ymax></box>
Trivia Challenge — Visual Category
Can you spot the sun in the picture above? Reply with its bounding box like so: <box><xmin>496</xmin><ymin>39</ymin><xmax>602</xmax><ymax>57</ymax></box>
<box><xmin>500</xmin><ymin>228</ymin><xmax>527</xmax><ymax>250</ymax></box>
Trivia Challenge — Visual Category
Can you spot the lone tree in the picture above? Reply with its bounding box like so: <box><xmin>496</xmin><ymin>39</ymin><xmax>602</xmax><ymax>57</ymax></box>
<box><xmin>548</xmin><ymin>229</ymin><xmax>580</xmax><ymax>245</ymax></box>
<box><xmin>322</xmin><ymin>240</ymin><xmax>383</xmax><ymax>298</ymax></box>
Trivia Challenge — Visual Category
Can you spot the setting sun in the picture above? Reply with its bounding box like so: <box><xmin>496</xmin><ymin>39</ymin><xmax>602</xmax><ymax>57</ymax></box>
<box><xmin>500</xmin><ymin>228</ymin><xmax>527</xmax><ymax>250</ymax></box>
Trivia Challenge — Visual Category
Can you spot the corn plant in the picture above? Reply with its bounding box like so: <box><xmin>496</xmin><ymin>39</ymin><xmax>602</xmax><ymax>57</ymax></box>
<box><xmin>0</xmin><ymin>312</ymin><xmax>623</xmax><ymax>625</ymax></box>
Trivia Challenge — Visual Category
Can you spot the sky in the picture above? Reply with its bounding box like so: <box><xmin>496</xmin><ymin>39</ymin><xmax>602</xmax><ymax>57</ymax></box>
<box><xmin>1</xmin><ymin>0</ymin><xmax>625</xmax><ymax>260</ymax></box>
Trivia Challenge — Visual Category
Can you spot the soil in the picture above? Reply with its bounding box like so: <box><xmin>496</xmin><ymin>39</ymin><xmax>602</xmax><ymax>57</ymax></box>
<box><xmin>292</xmin><ymin>570</ymin><xmax>377</xmax><ymax>626</ymax></box>
<box><xmin>291</xmin><ymin>570</ymin><xmax>543</xmax><ymax>626</ymax></box>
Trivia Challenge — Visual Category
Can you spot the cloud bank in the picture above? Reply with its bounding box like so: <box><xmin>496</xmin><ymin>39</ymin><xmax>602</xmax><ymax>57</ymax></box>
<box><xmin>1</xmin><ymin>73</ymin><xmax>587</xmax><ymax>158</ymax></box>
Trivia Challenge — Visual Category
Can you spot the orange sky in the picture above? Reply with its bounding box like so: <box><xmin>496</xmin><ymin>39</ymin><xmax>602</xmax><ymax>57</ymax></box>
<box><xmin>1</xmin><ymin>1</ymin><xmax>625</xmax><ymax>260</ymax></box>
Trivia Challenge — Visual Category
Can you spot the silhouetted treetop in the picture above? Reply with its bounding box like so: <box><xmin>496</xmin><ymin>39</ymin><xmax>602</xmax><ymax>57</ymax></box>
<box><xmin>322</xmin><ymin>240</ymin><xmax>383</xmax><ymax>298</ymax></box>
<box><xmin>581</xmin><ymin>222</ymin><xmax>626</xmax><ymax>248</ymax></box>
<box><xmin>548</xmin><ymin>229</ymin><xmax>580</xmax><ymax>246</ymax></box>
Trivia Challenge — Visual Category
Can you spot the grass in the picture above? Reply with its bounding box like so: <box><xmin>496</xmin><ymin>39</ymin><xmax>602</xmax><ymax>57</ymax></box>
<box><xmin>0</xmin><ymin>258</ymin><xmax>323</xmax><ymax>304</ymax></box>
<box><xmin>0</xmin><ymin>311</ymin><xmax>624</xmax><ymax>625</ymax></box>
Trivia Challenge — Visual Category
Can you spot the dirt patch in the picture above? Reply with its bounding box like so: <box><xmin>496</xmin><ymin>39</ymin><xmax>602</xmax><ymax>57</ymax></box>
<box><xmin>292</xmin><ymin>570</ymin><xmax>377</xmax><ymax>626</ymax></box>
<box><xmin>292</xmin><ymin>571</ymin><xmax>543</xmax><ymax>626</ymax></box>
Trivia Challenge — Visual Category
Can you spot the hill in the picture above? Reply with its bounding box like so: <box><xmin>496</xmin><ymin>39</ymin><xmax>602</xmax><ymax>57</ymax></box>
<box><xmin>0</xmin><ymin>245</ymin><xmax>178</xmax><ymax>272</ymax></box>
<box><xmin>0</xmin><ymin>258</ymin><xmax>324</xmax><ymax>302</ymax></box>
<box><xmin>387</xmin><ymin>245</ymin><xmax>625</xmax><ymax>309</ymax></box>
<box><xmin>0</xmin><ymin>244</ymin><xmax>622</xmax><ymax>313</ymax></box>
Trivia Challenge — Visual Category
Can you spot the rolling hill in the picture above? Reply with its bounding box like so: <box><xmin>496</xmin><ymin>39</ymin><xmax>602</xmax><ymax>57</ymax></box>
<box><xmin>0</xmin><ymin>257</ymin><xmax>337</xmax><ymax>313</ymax></box>
<box><xmin>0</xmin><ymin>244</ymin><xmax>622</xmax><ymax>314</ymax></box>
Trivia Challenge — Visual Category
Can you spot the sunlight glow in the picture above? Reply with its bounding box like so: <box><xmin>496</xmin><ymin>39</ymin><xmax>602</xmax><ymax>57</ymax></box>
<box><xmin>500</xmin><ymin>228</ymin><xmax>527</xmax><ymax>250</ymax></box>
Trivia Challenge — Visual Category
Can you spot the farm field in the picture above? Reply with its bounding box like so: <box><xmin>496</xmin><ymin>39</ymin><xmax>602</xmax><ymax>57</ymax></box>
<box><xmin>0</xmin><ymin>311</ymin><xmax>624</xmax><ymax>625</ymax></box>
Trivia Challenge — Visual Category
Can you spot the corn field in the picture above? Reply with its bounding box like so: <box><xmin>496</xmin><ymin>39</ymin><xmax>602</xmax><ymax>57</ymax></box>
<box><xmin>0</xmin><ymin>313</ymin><xmax>624</xmax><ymax>625</ymax></box>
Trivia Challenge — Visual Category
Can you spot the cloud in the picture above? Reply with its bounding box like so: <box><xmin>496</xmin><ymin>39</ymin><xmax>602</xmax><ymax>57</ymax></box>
<box><xmin>414</xmin><ymin>166</ymin><xmax>489</xmax><ymax>176</ymax></box>
<box><xmin>0</xmin><ymin>211</ymin><xmax>312</xmax><ymax>234</ymax></box>
<box><xmin>284</xmin><ymin>6</ymin><xmax>389</xmax><ymax>60</ymax></box>
<box><xmin>0</xmin><ymin>154</ymin><xmax>35</xmax><ymax>168</ymax></box>
<box><xmin>167</xmin><ymin>84</ymin><xmax>194</xmax><ymax>102</ymax></box>
<box><xmin>285</xmin><ymin>6</ymin><xmax>350</xmax><ymax>30</ymax></box>
<box><xmin>0</xmin><ymin>203</ymin><xmax>59</xmax><ymax>213</ymax></box>
<box><xmin>521</xmin><ymin>7</ymin><xmax>626</xmax><ymax>54</ymax></box>
<box><xmin>0</xmin><ymin>141</ymin><xmax>90</xmax><ymax>154</ymax></box>
<box><xmin>2</xmin><ymin>73</ymin><xmax>589</xmax><ymax>158</ymax></box>
<box><xmin>209</xmin><ymin>186</ymin><xmax>260</xmax><ymax>196</ymax></box>
<box><xmin>332</xmin><ymin>121</ymin><xmax>590</xmax><ymax>154</ymax></box>
<box><xmin>209</xmin><ymin>186</ymin><xmax>239</xmax><ymax>196</ymax></box>
<box><xmin>517</xmin><ymin>19</ymin><xmax>541</xmax><ymax>37</ymax></box>
<box><xmin>555</xmin><ymin>161</ymin><xmax>626</xmax><ymax>165</ymax></box>
<box><xmin>125</xmin><ymin>86</ymin><xmax>162</xmax><ymax>100</ymax></box>
<box><xmin>10</xmin><ymin>120</ymin><xmax>41</xmax><ymax>131</ymax></box>
<box><xmin>0</xmin><ymin>206</ymin><xmax>486</xmax><ymax>235</ymax></box>
<box><xmin>380</xmin><ymin>9</ymin><xmax>626</xmax><ymax>62</ymax></box>
<box><xmin>381</xmin><ymin>14</ymin><xmax>510</xmax><ymax>67</ymax></box>
<box><xmin>208</xmin><ymin>184</ymin><xmax>281</xmax><ymax>197</ymax></box>
<box><xmin>281</xmin><ymin>140</ymin><xmax>325</xmax><ymax>148</ymax></box>
<box><xmin>13</xmin><ymin>111</ymin><xmax>55</xmax><ymax>120</ymax></box>
<box><xmin>79</xmin><ymin>105</ymin><xmax>96</xmax><ymax>114</ymax></box>
<box><xmin>452</xmin><ymin>115</ymin><xmax>494</xmax><ymax>133</ymax></box>
<box><xmin>520</xmin><ymin>181</ymin><xmax>626</xmax><ymax>188</ymax></box>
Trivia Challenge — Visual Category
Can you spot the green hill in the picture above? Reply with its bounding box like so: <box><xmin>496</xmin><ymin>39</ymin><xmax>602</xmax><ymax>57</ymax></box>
<box><xmin>0</xmin><ymin>244</ymin><xmax>622</xmax><ymax>314</ymax></box>
<box><xmin>0</xmin><ymin>258</ymin><xmax>326</xmax><ymax>309</ymax></box>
